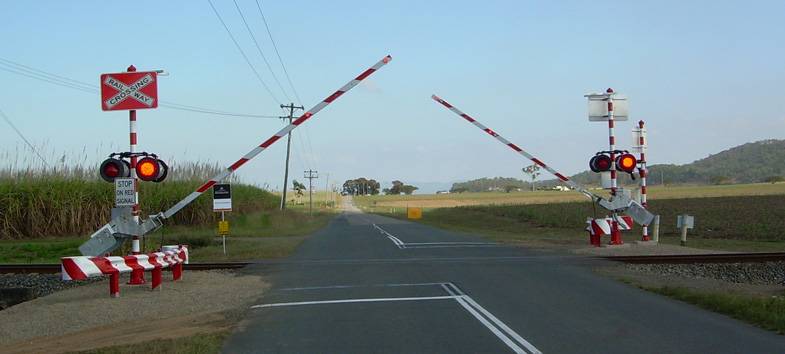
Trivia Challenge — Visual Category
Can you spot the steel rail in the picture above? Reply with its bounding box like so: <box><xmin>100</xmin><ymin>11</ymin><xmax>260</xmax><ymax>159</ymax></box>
<box><xmin>603</xmin><ymin>252</ymin><xmax>785</xmax><ymax>264</ymax></box>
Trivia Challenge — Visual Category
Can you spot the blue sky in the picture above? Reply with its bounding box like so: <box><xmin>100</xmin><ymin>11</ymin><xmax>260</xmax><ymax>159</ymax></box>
<box><xmin>1</xmin><ymin>0</ymin><xmax>784</xmax><ymax>192</ymax></box>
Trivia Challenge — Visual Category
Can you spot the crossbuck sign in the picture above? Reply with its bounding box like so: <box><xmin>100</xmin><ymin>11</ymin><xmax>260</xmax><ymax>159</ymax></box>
<box><xmin>100</xmin><ymin>71</ymin><xmax>159</xmax><ymax>111</ymax></box>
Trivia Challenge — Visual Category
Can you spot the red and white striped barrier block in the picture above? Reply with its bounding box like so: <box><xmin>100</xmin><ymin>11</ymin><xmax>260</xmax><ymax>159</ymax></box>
<box><xmin>61</xmin><ymin>245</ymin><xmax>188</xmax><ymax>298</ymax></box>
<box><xmin>586</xmin><ymin>216</ymin><xmax>634</xmax><ymax>246</ymax></box>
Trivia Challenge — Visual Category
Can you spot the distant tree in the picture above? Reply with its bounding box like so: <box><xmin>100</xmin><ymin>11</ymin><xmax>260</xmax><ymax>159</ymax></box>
<box><xmin>401</xmin><ymin>185</ymin><xmax>418</xmax><ymax>195</ymax></box>
<box><xmin>450</xmin><ymin>187</ymin><xmax>468</xmax><ymax>193</ymax></box>
<box><xmin>382</xmin><ymin>188</ymin><xmax>391</xmax><ymax>194</ymax></box>
<box><xmin>522</xmin><ymin>164</ymin><xmax>541</xmax><ymax>191</ymax></box>
<box><xmin>764</xmin><ymin>175</ymin><xmax>784</xmax><ymax>184</ymax></box>
<box><xmin>292</xmin><ymin>179</ymin><xmax>306</xmax><ymax>197</ymax></box>
<box><xmin>503</xmin><ymin>185</ymin><xmax>518</xmax><ymax>193</ymax></box>
<box><xmin>388</xmin><ymin>180</ymin><xmax>404</xmax><ymax>195</ymax></box>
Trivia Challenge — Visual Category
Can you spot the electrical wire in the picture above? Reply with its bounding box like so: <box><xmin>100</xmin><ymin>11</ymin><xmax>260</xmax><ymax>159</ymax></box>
<box><xmin>232</xmin><ymin>0</ymin><xmax>291</xmax><ymax>102</ymax></box>
<box><xmin>207</xmin><ymin>0</ymin><xmax>281</xmax><ymax>104</ymax></box>
<box><xmin>255</xmin><ymin>0</ymin><xmax>302</xmax><ymax>105</ymax></box>
<box><xmin>0</xmin><ymin>106</ymin><xmax>49</xmax><ymax>166</ymax></box>
<box><xmin>0</xmin><ymin>57</ymin><xmax>280</xmax><ymax>119</ymax></box>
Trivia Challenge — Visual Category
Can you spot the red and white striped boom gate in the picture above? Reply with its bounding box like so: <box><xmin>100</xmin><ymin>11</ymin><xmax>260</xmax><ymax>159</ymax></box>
<box><xmin>431</xmin><ymin>95</ymin><xmax>603</xmax><ymax>203</ymax></box>
<box><xmin>430</xmin><ymin>94</ymin><xmax>654</xmax><ymax>238</ymax></box>
<box><xmin>160</xmin><ymin>55</ymin><xmax>392</xmax><ymax>219</ymax></box>
<box><xmin>75</xmin><ymin>55</ymin><xmax>392</xmax><ymax>262</ymax></box>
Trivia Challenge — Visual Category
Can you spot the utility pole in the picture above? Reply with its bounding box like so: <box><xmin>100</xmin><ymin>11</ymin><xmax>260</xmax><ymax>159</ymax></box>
<box><xmin>325</xmin><ymin>173</ymin><xmax>330</xmax><ymax>208</ymax></box>
<box><xmin>279</xmin><ymin>103</ymin><xmax>304</xmax><ymax>210</ymax></box>
<box><xmin>304</xmin><ymin>169</ymin><xmax>318</xmax><ymax>215</ymax></box>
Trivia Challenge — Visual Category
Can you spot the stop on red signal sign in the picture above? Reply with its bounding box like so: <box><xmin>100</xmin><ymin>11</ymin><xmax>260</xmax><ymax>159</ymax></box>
<box><xmin>100</xmin><ymin>71</ymin><xmax>158</xmax><ymax>111</ymax></box>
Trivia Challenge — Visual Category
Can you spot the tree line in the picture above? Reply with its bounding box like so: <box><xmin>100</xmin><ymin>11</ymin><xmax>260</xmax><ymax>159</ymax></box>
<box><xmin>342</xmin><ymin>178</ymin><xmax>418</xmax><ymax>195</ymax></box>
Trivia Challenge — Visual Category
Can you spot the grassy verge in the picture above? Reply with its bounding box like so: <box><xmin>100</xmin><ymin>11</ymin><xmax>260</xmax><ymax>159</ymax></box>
<box><xmin>72</xmin><ymin>331</ymin><xmax>228</xmax><ymax>354</ymax></box>
<box><xmin>355</xmin><ymin>183</ymin><xmax>785</xmax><ymax>209</ymax></box>
<box><xmin>0</xmin><ymin>210</ymin><xmax>335</xmax><ymax>263</ymax></box>
<box><xmin>639</xmin><ymin>286</ymin><xmax>785</xmax><ymax>334</ymax></box>
<box><xmin>365</xmin><ymin>195</ymin><xmax>785</xmax><ymax>252</ymax></box>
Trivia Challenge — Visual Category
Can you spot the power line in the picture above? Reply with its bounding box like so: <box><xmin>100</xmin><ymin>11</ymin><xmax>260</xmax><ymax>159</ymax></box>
<box><xmin>232</xmin><ymin>0</ymin><xmax>291</xmax><ymax>102</ymax></box>
<box><xmin>207</xmin><ymin>0</ymin><xmax>281</xmax><ymax>104</ymax></box>
<box><xmin>0</xmin><ymin>57</ymin><xmax>280</xmax><ymax>119</ymax></box>
<box><xmin>255</xmin><ymin>0</ymin><xmax>302</xmax><ymax>105</ymax></box>
<box><xmin>0</xmin><ymin>106</ymin><xmax>49</xmax><ymax>166</ymax></box>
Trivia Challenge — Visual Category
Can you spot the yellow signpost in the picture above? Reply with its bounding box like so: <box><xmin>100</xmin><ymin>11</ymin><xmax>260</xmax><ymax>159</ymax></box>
<box><xmin>218</xmin><ymin>220</ymin><xmax>230</xmax><ymax>236</ymax></box>
<box><xmin>407</xmin><ymin>207</ymin><xmax>422</xmax><ymax>220</ymax></box>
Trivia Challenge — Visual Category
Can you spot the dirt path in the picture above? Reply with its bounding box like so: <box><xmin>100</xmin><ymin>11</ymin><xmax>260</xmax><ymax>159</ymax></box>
<box><xmin>0</xmin><ymin>270</ymin><xmax>267</xmax><ymax>353</ymax></box>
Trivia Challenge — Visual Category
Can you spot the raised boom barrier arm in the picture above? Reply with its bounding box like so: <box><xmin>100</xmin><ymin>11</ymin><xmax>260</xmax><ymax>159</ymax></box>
<box><xmin>431</xmin><ymin>94</ymin><xmax>602</xmax><ymax>202</ymax></box>
<box><xmin>430</xmin><ymin>94</ymin><xmax>655</xmax><ymax>227</ymax></box>
<box><xmin>79</xmin><ymin>55</ymin><xmax>393</xmax><ymax>256</ymax></box>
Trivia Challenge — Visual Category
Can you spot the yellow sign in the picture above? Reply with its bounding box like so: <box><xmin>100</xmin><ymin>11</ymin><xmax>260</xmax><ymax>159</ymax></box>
<box><xmin>218</xmin><ymin>220</ymin><xmax>230</xmax><ymax>236</ymax></box>
<box><xmin>407</xmin><ymin>207</ymin><xmax>422</xmax><ymax>220</ymax></box>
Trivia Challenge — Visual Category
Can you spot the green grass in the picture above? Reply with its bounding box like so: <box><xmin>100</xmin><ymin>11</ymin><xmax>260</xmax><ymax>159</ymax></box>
<box><xmin>71</xmin><ymin>331</ymin><xmax>228</xmax><ymax>354</ymax></box>
<box><xmin>0</xmin><ymin>177</ymin><xmax>278</xmax><ymax>239</ymax></box>
<box><xmin>0</xmin><ymin>237</ymin><xmax>83</xmax><ymax>263</ymax></box>
<box><xmin>166</xmin><ymin>210</ymin><xmax>335</xmax><ymax>262</ymax></box>
<box><xmin>0</xmin><ymin>210</ymin><xmax>335</xmax><ymax>263</ymax></box>
<box><xmin>641</xmin><ymin>286</ymin><xmax>785</xmax><ymax>334</ymax></box>
<box><xmin>369</xmin><ymin>193</ymin><xmax>785</xmax><ymax>252</ymax></box>
<box><xmin>355</xmin><ymin>183</ymin><xmax>785</xmax><ymax>209</ymax></box>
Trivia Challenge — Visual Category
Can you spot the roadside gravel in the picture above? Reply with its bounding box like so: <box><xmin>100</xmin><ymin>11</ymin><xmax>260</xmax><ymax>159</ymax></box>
<box><xmin>0</xmin><ymin>270</ymin><xmax>267</xmax><ymax>353</ymax></box>
<box><xmin>1</xmin><ymin>273</ymin><xmax>100</xmax><ymax>298</ymax></box>
<box><xmin>625</xmin><ymin>261</ymin><xmax>785</xmax><ymax>285</ymax></box>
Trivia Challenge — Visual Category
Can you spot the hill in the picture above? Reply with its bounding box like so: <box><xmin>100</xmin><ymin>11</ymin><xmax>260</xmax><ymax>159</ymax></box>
<box><xmin>452</xmin><ymin>139</ymin><xmax>785</xmax><ymax>190</ymax></box>
<box><xmin>569</xmin><ymin>139</ymin><xmax>785</xmax><ymax>186</ymax></box>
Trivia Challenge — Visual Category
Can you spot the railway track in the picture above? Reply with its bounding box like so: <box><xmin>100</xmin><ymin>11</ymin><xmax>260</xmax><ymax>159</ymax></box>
<box><xmin>0</xmin><ymin>262</ymin><xmax>252</xmax><ymax>274</ymax></box>
<box><xmin>604</xmin><ymin>252</ymin><xmax>785</xmax><ymax>264</ymax></box>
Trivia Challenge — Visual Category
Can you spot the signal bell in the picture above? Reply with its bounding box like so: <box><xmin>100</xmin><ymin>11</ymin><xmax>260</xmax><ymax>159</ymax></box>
<box><xmin>136</xmin><ymin>157</ymin><xmax>168</xmax><ymax>183</ymax></box>
<box><xmin>615</xmin><ymin>153</ymin><xmax>637</xmax><ymax>173</ymax></box>
<box><xmin>589</xmin><ymin>154</ymin><xmax>612</xmax><ymax>172</ymax></box>
<box><xmin>99</xmin><ymin>158</ymin><xmax>130</xmax><ymax>182</ymax></box>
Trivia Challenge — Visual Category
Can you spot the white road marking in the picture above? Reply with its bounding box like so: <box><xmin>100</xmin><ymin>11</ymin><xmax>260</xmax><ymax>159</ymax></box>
<box><xmin>279</xmin><ymin>282</ymin><xmax>447</xmax><ymax>291</ymax></box>
<box><xmin>251</xmin><ymin>295</ymin><xmax>458</xmax><ymax>309</ymax></box>
<box><xmin>443</xmin><ymin>283</ymin><xmax>541</xmax><ymax>354</ymax></box>
<box><xmin>372</xmin><ymin>223</ymin><xmax>496</xmax><ymax>249</ymax></box>
<box><xmin>263</xmin><ymin>282</ymin><xmax>541</xmax><ymax>354</ymax></box>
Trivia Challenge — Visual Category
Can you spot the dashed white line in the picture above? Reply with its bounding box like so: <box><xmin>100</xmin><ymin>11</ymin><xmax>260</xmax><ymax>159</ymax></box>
<box><xmin>372</xmin><ymin>223</ymin><xmax>496</xmax><ymax>249</ymax></box>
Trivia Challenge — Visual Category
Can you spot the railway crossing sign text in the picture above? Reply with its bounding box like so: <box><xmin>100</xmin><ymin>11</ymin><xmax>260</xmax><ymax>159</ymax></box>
<box><xmin>115</xmin><ymin>177</ymin><xmax>136</xmax><ymax>206</ymax></box>
<box><xmin>213</xmin><ymin>183</ymin><xmax>232</xmax><ymax>212</ymax></box>
<box><xmin>100</xmin><ymin>71</ymin><xmax>159</xmax><ymax>111</ymax></box>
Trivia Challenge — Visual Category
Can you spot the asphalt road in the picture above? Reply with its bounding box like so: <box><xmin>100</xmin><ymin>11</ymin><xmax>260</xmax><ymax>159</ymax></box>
<box><xmin>223</xmin><ymin>205</ymin><xmax>785</xmax><ymax>353</ymax></box>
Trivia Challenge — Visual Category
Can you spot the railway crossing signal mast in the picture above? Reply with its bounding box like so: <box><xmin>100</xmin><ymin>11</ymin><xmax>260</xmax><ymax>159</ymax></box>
<box><xmin>431</xmin><ymin>93</ymin><xmax>655</xmax><ymax>246</ymax></box>
<box><xmin>78</xmin><ymin>55</ymin><xmax>393</xmax><ymax>257</ymax></box>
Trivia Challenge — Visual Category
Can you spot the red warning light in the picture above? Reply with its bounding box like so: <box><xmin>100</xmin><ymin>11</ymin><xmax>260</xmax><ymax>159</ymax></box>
<box><xmin>616</xmin><ymin>154</ymin><xmax>637</xmax><ymax>173</ymax></box>
<box><xmin>99</xmin><ymin>158</ymin><xmax>130</xmax><ymax>182</ymax></box>
<box><xmin>136</xmin><ymin>157</ymin><xmax>168</xmax><ymax>183</ymax></box>
<box><xmin>589</xmin><ymin>154</ymin><xmax>612</xmax><ymax>172</ymax></box>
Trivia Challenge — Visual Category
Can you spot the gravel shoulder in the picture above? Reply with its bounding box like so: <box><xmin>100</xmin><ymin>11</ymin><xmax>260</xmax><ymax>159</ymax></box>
<box><xmin>595</xmin><ymin>262</ymin><xmax>785</xmax><ymax>298</ymax></box>
<box><xmin>572</xmin><ymin>242</ymin><xmax>731</xmax><ymax>256</ymax></box>
<box><xmin>0</xmin><ymin>270</ymin><xmax>267</xmax><ymax>353</ymax></box>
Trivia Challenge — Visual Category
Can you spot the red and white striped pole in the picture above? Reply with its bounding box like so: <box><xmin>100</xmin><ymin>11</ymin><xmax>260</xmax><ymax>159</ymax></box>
<box><xmin>430</xmin><ymin>95</ymin><xmax>602</xmax><ymax>202</ymax></box>
<box><xmin>638</xmin><ymin>120</ymin><xmax>650</xmax><ymax>241</ymax></box>
<box><xmin>606</xmin><ymin>88</ymin><xmax>617</xmax><ymax>195</ymax></box>
<box><xmin>127</xmin><ymin>65</ymin><xmax>145</xmax><ymax>285</ymax></box>
<box><xmin>160</xmin><ymin>55</ymin><xmax>393</xmax><ymax>220</ymax></box>
<box><xmin>605</xmin><ymin>88</ymin><xmax>623</xmax><ymax>245</ymax></box>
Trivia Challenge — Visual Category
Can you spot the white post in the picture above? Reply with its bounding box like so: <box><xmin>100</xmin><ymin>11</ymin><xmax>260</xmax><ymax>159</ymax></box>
<box><xmin>652</xmin><ymin>215</ymin><xmax>660</xmax><ymax>243</ymax></box>
<box><xmin>221</xmin><ymin>211</ymin><xmax>226</xmax><ymax>255</ymax></box>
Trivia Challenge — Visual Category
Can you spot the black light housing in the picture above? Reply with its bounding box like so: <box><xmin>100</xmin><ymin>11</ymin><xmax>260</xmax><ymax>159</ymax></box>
<box><xmin>136</xmin><ymin>157</ymin><xmax>168</xmax><ymax>183</ymax></box>
<box><xmin>589</xmin><ymin>154</ymin><xmax>612</xmax><ymax>173</ymax></box>
<box><xmin>99</xmin><ymin>158</ymin><xmax>130</xmax><ymax>182</ymax></box>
